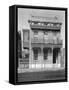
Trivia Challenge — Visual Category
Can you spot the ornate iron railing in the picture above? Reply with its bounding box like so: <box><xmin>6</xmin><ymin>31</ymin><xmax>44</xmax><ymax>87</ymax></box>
<box><xmin>31</xmin><ymin>38</ymin><xmax>62</xmax><ymax>45</ymax></box>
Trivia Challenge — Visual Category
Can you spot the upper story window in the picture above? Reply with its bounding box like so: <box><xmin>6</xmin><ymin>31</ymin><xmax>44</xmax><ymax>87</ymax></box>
<box><xmin>56</xmin><ymin>24</ymin><xmax>60</xmax><ymax>27</ymax></box>
<box><xmin>34</xmin><ymin>31</ymin><xmax>38</xmax><ymax>35</ymax></box>
<box><xmin>44</xmin><ymin>31</ymin><xmax>48</xmax><ymax>35</ymax></box>
<box><xmin>53</xmin><ymin>31</ymin><xmax>57</xmax><ymax>36</ymax></box>
<box><xmin>50</xmin><ymin>24</ymin><xmax>53</xmax><ymax>26</ymax></box>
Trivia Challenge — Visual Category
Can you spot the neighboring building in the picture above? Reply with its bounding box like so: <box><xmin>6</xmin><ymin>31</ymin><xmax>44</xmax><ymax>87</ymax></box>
<box><xmin>18</xmin><ymin>16</ymin><xmax>65</xmax><ymax>72</ymax></box>
<box><xmin>18</xmin><ymin>31</ymin><xmax>22</xmax><ymax>58</ymax></box>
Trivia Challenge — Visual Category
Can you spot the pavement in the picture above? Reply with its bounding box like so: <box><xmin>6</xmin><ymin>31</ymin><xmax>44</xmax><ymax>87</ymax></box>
<box><xmin>18</xmin><ymin>69</ymin><xmax>65</xmax><ymax>82</ymax></box>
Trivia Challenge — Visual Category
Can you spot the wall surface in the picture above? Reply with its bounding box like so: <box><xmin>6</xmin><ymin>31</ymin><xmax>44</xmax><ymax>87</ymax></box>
<box><xmin>0</xmin><ymin>0</ymin><xmax>69</xmax><ymax>90</ymax></box>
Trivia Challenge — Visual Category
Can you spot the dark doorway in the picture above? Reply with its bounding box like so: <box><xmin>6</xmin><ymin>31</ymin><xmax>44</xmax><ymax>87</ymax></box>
<box><xmin>43</xmin><ymin>48</ymin><xmax>52</xmax><ymax>60</ymax></box>
<box><xmin>53</xmin><ymin>48</ymin><xmax>60</xmax><ymax>64</ymax></box>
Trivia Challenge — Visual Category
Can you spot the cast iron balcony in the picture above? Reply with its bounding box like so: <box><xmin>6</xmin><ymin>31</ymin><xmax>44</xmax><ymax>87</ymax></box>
<box><xmin>31</xmin><ymin>38</ymin><xmax>62</xmax><ymax>45</ymax></box>
<box><xmin>30</xmin><ymin>23</ymin><xmax>61</xmax><ymax>30</ymax></box>
<box><xmin>31</xmin><ymin>38</ymin><xmax>44</xmax><ymax>43</ymax></box>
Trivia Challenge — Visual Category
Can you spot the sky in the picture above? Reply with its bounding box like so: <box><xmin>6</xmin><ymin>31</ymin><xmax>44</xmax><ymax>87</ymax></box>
<box><xmin>18</xmin><ymin>8</ymin><xmax>65</xmax><ymax>48</ymax></box>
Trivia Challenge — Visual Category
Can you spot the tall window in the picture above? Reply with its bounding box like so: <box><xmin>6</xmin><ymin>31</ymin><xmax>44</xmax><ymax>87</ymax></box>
<box><xmin>33</xmin><ymin>31</ymin><xmax>38</xmax><ymax>42</ymax></box>
<box><xmin>43</xmin><ymin>48</ymin><xmax>48</xmax><ymax>60</ymax></box>
<box><xmin>23</xmin><ymin>30</ymin><xmax>29</xmax><ymax>42</ymax></box>
<box><xmin>44</xmin><ymin>51</ymin><xmax>48</xmax><ymax>60</ymax></box>
<box><xmin>33</xmin><ymin>49</ymin><xmax>38</xmax><ymax>60</ymax></box>
<box><xmin>44</xmin><ymin>31</ymin><xmax>48</xmax><ymax>42</ymax></box>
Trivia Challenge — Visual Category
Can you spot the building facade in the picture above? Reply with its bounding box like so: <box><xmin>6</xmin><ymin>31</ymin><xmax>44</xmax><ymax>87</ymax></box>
<box><xmin>18</xmin><ymin>16</ymin><xmax>65</xmax><ymax>72</ymax></box>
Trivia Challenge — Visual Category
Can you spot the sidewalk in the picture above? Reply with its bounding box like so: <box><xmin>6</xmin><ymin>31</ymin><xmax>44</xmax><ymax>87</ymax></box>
<box><xmin>18</xmin><ymin>65</ymin><xmax>65</xmax><ymax>73</ymax></box>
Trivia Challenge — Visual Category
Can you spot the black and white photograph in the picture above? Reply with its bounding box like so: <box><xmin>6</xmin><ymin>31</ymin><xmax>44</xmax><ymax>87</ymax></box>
<box><xmin>0</xmin><ymin>0</ymin><xmax>69</xmax><ymax>89</ymax></box>
<box><xmin>17</xmin><ymin>6</ymin><xmax>67</xmax><ymax>83</ymax></box>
